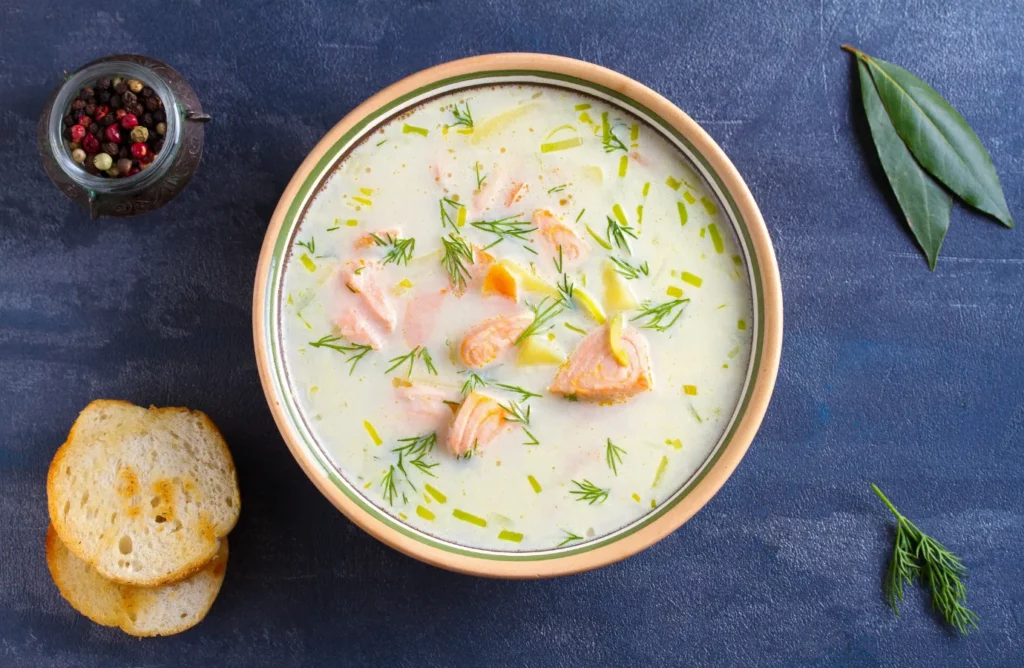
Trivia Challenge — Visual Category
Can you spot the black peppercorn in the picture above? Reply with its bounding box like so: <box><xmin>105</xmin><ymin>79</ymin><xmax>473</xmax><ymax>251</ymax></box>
<box><xmin>122</xmin><ymin>91</ymin><xmax>137</xmax><ymax>107</ymax></box>
<box><xmin>114</xmin><ymin>82</ymin><xmax>128</xmax><ymax>95</ymax></box>
<box><xmin>130</xmin><ymin>103</ymin><xmax>145</xmax><ymax>117</ymax></box>
<box><xmin>84</xmin><ymin>103</ymin><xmax>97</xmax><ymax>116</ymax></box>
<box><xmin>80</xmin><ymin>86</ymin><xmax>95</xmax><ymax>99</ymax></box>
<box><xmin>88</xmin><ymin>122</ymin><xmax>101</xmax><ymax>136</ymax></box>
<box><xmin>102</xmin><ymin>141</ymin><xmax>119</xmax><ymax>156</ymax></box>
<box><xmin>118</xmin><ymin>147</ymin><xmax>130</xmax><ymax>159</ymax></box>
<box><xmin>110</xmin><ymin>94</ymin><xmax>122</xmax><ymax>109</ymax></box>
<box><xmin>152</xmin><ymin>109</ymin><xmax>165</xmax><ymax>123</ymax></box>
<box><xmin>63</xmin><ymin>126</ymin><xmax>75</xmax><ymax>141</ymax></box>
<box><xmin>83</xmin><ymin>160</ymin><xmax>100</xmax><ymax>175</ymax></box>
<box><xmin>141</xmin><ymin>86</ymin><xmax>154</xmax><ymax>98</ymax></box>
<box><xmin>62</xmin><ymin>114</ymin><xmax>74</xmax><ymax>127</ymax></box>
<box><xmin>71</xmin><ymin>98</ymin><xmax>86</xmax><ymax>111</ymax></box>
<box><xmin>144</xmin><ymin>96</ymin><xmax>160</xmax><ymax>112</ymax></box>
<box><xmin>85</xmin><ymin>96</ymin><xmax>96</xmax><ymax>107</ymax></box>
<box><xmin>98</xmin><ymin>90</ymin><xmax>111</xmax><ymax>104</ymax></box>
<box><xmin>142</xmin><ymin>112</ymin><xmax>154</xmax><ymax>128</ymax></box>
<box><xmin>152</xmin><ymin>137</ymin><xmax>165</xmax><ymax>154</ymax></box>
<box><xmin>101</xmin><ymin>114</ymin><xmax>117</xmax><ymax>127</ymax></box>
<box><xmin>96</xmin><ymin>76</ymin><xmax>111</xmax><ymax>91</ymax></box>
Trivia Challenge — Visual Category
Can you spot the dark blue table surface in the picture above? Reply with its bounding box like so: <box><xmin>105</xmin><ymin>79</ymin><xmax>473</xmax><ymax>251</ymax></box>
<box><xmin>2</xmin><ymin>1</ymin><xmax>1023</xmax><ymax>666</ymax></box>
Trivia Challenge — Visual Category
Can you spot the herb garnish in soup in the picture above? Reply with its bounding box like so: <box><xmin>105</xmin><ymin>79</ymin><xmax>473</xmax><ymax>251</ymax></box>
<box><xmin>282</xmin><ymin>85</ymin><xmax>753</xmax><ymax>551</ymax></box>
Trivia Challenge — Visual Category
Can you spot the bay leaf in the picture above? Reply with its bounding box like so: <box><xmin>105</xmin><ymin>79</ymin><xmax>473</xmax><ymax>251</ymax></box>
<box><xmin>858</xmin><ymin>60</ymin><xmax>952</xmax><ymax>269</ymax></box>
<box><xmin>850</xmin><ymin>47</ymin><xmax>1013</xmax><ymax>228</ymax></box>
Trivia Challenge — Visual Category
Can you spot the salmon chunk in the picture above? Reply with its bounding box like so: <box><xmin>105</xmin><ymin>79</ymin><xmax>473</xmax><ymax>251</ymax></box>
<box><xmin>340</xmin><ymin>261</ymin><xmax>396</xmax><ymax>332</ymax></box>
<box><xmin>446</xmin><ymin>392</ymin><xmax>506</xmax><ymax>457</ymax></box>
<box><xmin>533</xmin><ymin>209</ymin><xmax>589</xmax><ymax>263</ymax></box>
<box><xmin>459</xmin><ymin>311</ymin><xmax>535</xmax><ymax>368</ymax></box>
<box><xmin>354</xmin><ymin>228</ymin><xmax>401</xmax><ymax>249</ymax></box>
<box><xmin>335</xmin><ymin>306</ymin><xmax>386</xmax><ymax>350</ymax></box>
<box><xmin>394</xmin><ymin>382</ymin><xmax>454</xmax><ymax>424</ymax></box>
<box><xmin>549</xmin><ymin>323</ymin><xmax>653</xmax><ymax>403</ymax></box>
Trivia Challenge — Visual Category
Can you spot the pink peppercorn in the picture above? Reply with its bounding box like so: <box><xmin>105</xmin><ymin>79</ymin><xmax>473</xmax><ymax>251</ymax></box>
<box><xmin>81</xmin><ymin>134</ymin><xmax>99</xmax><ymax>153</ymax></box>
<box><xmin>69</xmin><ymin>124</ymin><xmax>86</xmax><ymax>143</ymax></box>
<box><xmin>104</xmin><ymin>124</ymin><xmax>121</xmax><ymax>143</ymax></box>
<box><xmin>93</xmin><ymin>105</ymin><xmax>110</xmax><ymax>120</ymax></box>
<box><xmin>120</xmin><ymin>113</ymin><xmax>138</xmax><ymax>130</ymax></box>
<box><xmin>77</xmin><ymin>115</ymin><xmax>91</xmax><ymax>127</ymax></box>
<box><xmin>130</xmin><ymin>142</ymin><xmax>149</xmax><ymax>159</ymax></box>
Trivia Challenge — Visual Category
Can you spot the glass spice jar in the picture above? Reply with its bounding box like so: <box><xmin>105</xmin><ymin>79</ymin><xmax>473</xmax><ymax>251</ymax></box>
<box><xmin>37</xmin><ymin>54</ymin><xmax>210</xmax><ymax>219</ymax></box>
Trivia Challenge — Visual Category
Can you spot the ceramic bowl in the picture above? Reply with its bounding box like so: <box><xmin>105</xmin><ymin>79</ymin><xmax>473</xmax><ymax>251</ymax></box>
<box><xmin>254</xmin><ymin>53</ymin><xmax>782</xmax><ymax>577</ymax></box>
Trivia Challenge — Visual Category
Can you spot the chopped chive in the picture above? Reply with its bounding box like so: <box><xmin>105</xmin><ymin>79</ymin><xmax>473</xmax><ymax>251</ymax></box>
<box><xmin>575</xmin><ymin>209</ymin><xmax>586</xmax><ymax>223</ymax></box>
<box><xmin>666</xmin><ymin>285</ymin><xmax>684</xmax><ymax>298</ymax></box>
<box><xmin>287</xmin><ymin>293</ymin><xmax>294</xmax><ymax>305</ymax></box>
<box><xmin>578</xmin><ymin>111</ymin><xmax>593</xmax><ymax>124</ymax></box>
<box><xmin>346</xmin><ymin>219</ymin><xmax>358</xmax><ymax>226</ymax></box>
<box><xmin>364</xmin><ymin>481</ymin><xmax>372</xmax><ymax>489</ymax></box>
<box><xmin>683</xmin><ymin>191</ymin><xmax>696</xmax><ymax>205</ymax></box>
<box><xmin>665</xmin><ymin>438</ymin><xmax>683</xmax><ymax>450</ymax></box>
<box><xmin>708</xmin><ymin>223</ymin><xmax>725</xmax><ymax>254</ymax></box>
<box><xmin>574</xmin><ymin>103</ymin><xmax>591</xmax><ymax>111</ymax></box>
<box><xmin>676</xmin><ymin>201</ymin><xmax>689</xmax><ymax>227</ymax></box>
<box><xmin>737</xmin><ymin>319</ymin><xmax>747</xmax><ymax>331</ymax></box>
<box><xmin>727</xmin><ymin>345</ymin><xmax>741</xmax><ymax>359</ymax></box>
<box><xmin>416</xmin><ymin>505</ymin><xmax>435</xmax><ymax>520</ymax></box>
<box><xmin>701</xmin><ymin>196</ymin><xmax>719</xmax><ymax>216</ymax></box>
<box><xmin>456</xmin><ymin>205</ymin><xmax>467</xmax><ymax>228</ymax></box>
<box><xmin>399</xmin><ymin>513</ymin><xmax>408</xmax><ymax>520</ymax></box>
<box><xmin>650</xmin><ymin>499</ymin><xmax>657</xmax><ymax>508</ymax></box>
<box><xmin>611</xmin><ymin>203</ymin><xmax>629</xmax><ymax>228</ymax></box>
<box><xmin>359</xmin><ymin>187</ymin><xmax>374</xmax><ymax>196</ymax></box>
<box><xmin>700</xmin><ymin>227</ymin><xmax>706</xmax><ymax>238</ymax></box>
<box><xmin>547</xmin><ymin>184</ymin><xmax>567</xmax><ymax>194</ymax></box>
<box><xmin>652</xmin><ymin>456</ymin><xmax>669</xmax><ymax>488</ymax></box>
<box><xmin>452</xmin><ymin>509</ymin><xmax>487</xmax><ymax>527</ymax></box>
<box><xmin>498</xmin><ymin>529</ymin><xmax>524</xmax><ymax>543</ymax></box>
<box><xmin>564</xmin><ymin>322</ymin><xmax>587</xmax><ymax>335</ymax></box>
<box><xmin>636</xmin><ymin>204</ymin><xmax>644</xmax><ymax>225</ymax></box>
<box><xmin>681</xmin><ymin>271</ymin><xmax>703</xmax><ymax>287</ymax></box>
<box><xmin>326</xmin><ymin>226</ymin><xmax>339</xmax><ymax>231</ymax></box>
<box><xmin>540</xmin><ymin>137</ymin><xmax>584</xmax><ymax>153</ymax></box>
<box><xmin>299</xmin><ymin>254</ymin><xmax>316</xmax><ymax>272</ymax></box>
<box><xmin>352</xmin><ymin>196</ymin><xmax>372</xmax><ymax>207</ymax></box>
<box><xmin>424</xmin><ymin>484</ymin><xmax>447</xmax><ymax>504</ymax></box>
<box><xmin>528</xmin><ymin>475</ymin><xmax>542</xmax><ymax>493</ymax></box>
<box><xmin>732</xmin><ymin>254</ymin><xmax>742</xmax><ymax>266</ymax></box>
<box><xmin>632</xmin><ymin>493</ymin><xmax>641</xmax><ymax>502</ymax></box>
<box><xmin>690</xmin><ymin>406</ymin><xmax>703</xmax><ymax>423</ymax></box>
<box><xmin>618</xmin><ymin>155</ymin><xmax>628</xmax><ymax>178</ymax></box>
<box><xmin>666</xmin><ymin>176</ymin><xmax>682</xmax><ymax>190</ymax></box>
<box><xmin>629</xmin><ymin>124</ymin><xmax>639</xmax><ymax>141</ymax></box>
<box><xmin>402</xmin><ymin>123</ymin><xmax>428</xmax><ymax>136</ymax></box>
<box><xmin>296</xmin><ymin>312</ymin><xmax>312</xmax><ymax>330</ymax></box>
<box><xmin>683</xmin><ymin>385</ymin><xmax>697</xmax><ymax>396</ymax></box>
<box><xmin>363</xmin><ymin>420</ymin><xmax>383</xmax><ymax>446</ymax></box>
<box><xmin>642</xmin><ymin>181</ymin><xmax>650</xmax><ymax>197</ymax></box>
<box><xmin>585</xmin><ymin>224</ymin><xmax>613</xmax><ymax>250</ymax></box>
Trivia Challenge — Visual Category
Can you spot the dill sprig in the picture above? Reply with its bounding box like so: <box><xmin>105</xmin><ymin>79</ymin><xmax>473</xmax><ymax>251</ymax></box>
<box><xmin>308</xmin><ymin>335</ymin><xmax>373</xmax><ymax>374</ymax></box>
<box><xmin>557</xmin><ymin>273</ymin><xmax>575</xmax><ymax>305</ymax></box>
<box><xmin>381</xmin><ymin>465</ymin><xmax>399</xmax><ymax>506</ymax></box>
<box><xmin>450</xmin><ymin>101</ymin><xmax>473</xmax><ymax>129</ymax></box>
<box><xmin>460</xmin><ymin>371</ymin><xmax>487</xmax><ymax>395</ymax></box>
<box><xmin>493</xmin><ymin>383</ymin><xmax>542</xmax><ymax>402</ymax></box>
<box><xmin>633</xmin><ymin>298</ymin><xmax>690</xmax><ymax>333</ymax></box>
<box><xmin>514</xmin><ymin>297</ymin><xmax>566</xmax><ymax>345</ymax></box>
<box><xmin>570</xmin><ymin>479</ymin><xmax>609</xmax><ymax>505</ymax></box>
<box><xmin>601</xmin><ymin>111</ymin><xmax>628</xmax><ymax>153</ymax></box>
<box><xmin>393</xmin><ymin>433</ymin><xmax>439</xmax><ymax>479</ymax></box>
<box><xmin>500</xmin><ymin>400</ymin><xmax>539</xmax><ymax>445</ymax></box>
<box><xmin>557</xmin><ymin>530</ymin><xmax>584</xmax><ymax>547</ymax></box>
<box><xmin>385</xmin><ymin>346</ymin><xmax>438</xmax><ymax>378</ymax></box>
<box><xmin>296</xmin><ymin>237</ymin><xmax>316</xmax><ymax>254</ymax></box>
<box><xmin>553</xmin><ymin>245</ymin><xmax>565</xmax><ymax>274</ymax></box>
<box><xmin>439</xmin><ymin>197</ymin><xmax>464</xmax><ymax>232</ymax></box>
<box><xmin>610</xmin><ymin>257</ymin><xmax>649</xmax><ymax>280</ymax></box>
<box><xmin>473</xmin><ymin>161</ymin><xmax>486</xmax><ymax>190</ymax></box>
<box><xmin>371</xmin><ymin>233</ymin><xmax>416</xmax><ymax>266</ymax></box>
<box><xmin>872</xmin><ymin>484</ymin><xmax>979</xmax><ymax>635</ymax></box>
<box><xmin>606</xmin><ymin>215</ymin><xmax>638</xmax><ymax>253</ymax></box>
<box><xmin>547</xmin><ymin>184</ymin><xmax>567</xmax><ymax>194</ymax></box>
<box><xmin>605</xmin><ymin>439</ymin><xmax>626</xmax><ymax>476</ymax></box>
<box><xmin>440</xmin><ymin>233</ymin><xmax>474</xmax><ymax>290</ymax></box>
<box><xmin>471</xmin><ymin>215</ymin><xmax>538</xmax><ymax>254</ymax></box>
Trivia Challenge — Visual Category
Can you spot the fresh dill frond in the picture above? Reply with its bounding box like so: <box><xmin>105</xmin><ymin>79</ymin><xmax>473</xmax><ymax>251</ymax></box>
<box><xmin>450</xmin><ymin>101</ymin><xmax>473</xmax><ymax>129</ymax></box>
<box><xmin>371</xmin><ymin>233</ymin><xmax>415</xmax><ymax>266</ymax></box>
<box><xmin>514</xmin><ymin>297</ymin><xmax>566</xmax><ymax>345</ymax></box>
<box><xmin>872</xmin><ymin>484</ymin><xmax>979</xmax><ymax>635</ymax></box>
<box><xmin>557</xmin><ymin>530</ymin><xmax>584</xmax><ymax>547</ymax></box>
<box><xmin>601</xmin><ymin>111</ymin><xmax>628</xmax><ymax>153</ymax></box>
<box><xmin>381</xmin><ymin>465</ymin><xmax>399</xmax><ymax>506</ymax></box>
<box><xmin>392</xmin><ymin>432</ymin><xmax>437</xmax><ymax>459</ymax></box>
<box><xmin>471</xmin><ymin>215</ymin><xmax>537</xmax><ymax>253</ymax></box>
<box><xmin>440</xmin><ymin>233</ymin><xmax>474</xmax><ymax>290</ymax></box>
<box><xmin>493</xmin><ymin>383</ymin><xmax>542</xmax><ymax>402</ymax></box>
<box><xmin>460</xmin><ymin>371</ymin><xmax>487</xmax><ymax>395</ymax></box>
<box><xmin>610</xmin><ymin>257</ymin><xmax>650</xmax><ymax>280</ymax></box>
<box><xmin>474</xmin><ymin>161</ymin><xmax>486</xmax><ymax>190</ymax></box>
<box><xmin>553</xmin><ymin>245</ymin><xmax>565</xmax><ymax>274</ymax></box>
<box><xmin>633</xmin><ymin>298</ymin><xmax>690</xmax><ymax>333</ymax></box>
<box><xmin>606</xmin><ymin>215</ymin><xmax>638</xmax><ymax>253</ymax></box>
<box><xmin>308</xmin><ymin>335</ymin><xmax>373</xmax><ymax>374</ymax></box>
<box><xmin>605</xmin><ymin>439</ymin><xmax>627</xmax><ymax>476</ymax></box>
<box><xmin>439</xmin><ymin>197</ymin><xmax>464</xmax><ymax>232</ymax></box>
<box><xmin>296</xmin><ymin>238</ymin><xmax>316</xmax><ymax>254</ymax></box>
<box><xmin>500</xmin><ymin>400</ymin><xmax>539</xmax><ymax>445</ymax></box>
<box><xmin>557</xmin><ymin>272</ymin><xmax>575</xmax><ymax>305</ymax></box>
<box><xmin>385</xmin><ymin>346</ymin><xmax>438</xmax><ymax>377</ymax></box>
<box><xmin>547</xmin><ymin>184</ymin><xmax>567</xmax><ymax>194</ymax></box>
<box><xmin>570</xmin><ymin>479</ymin><xmax>609</xmax><ymax>505</ymax></box>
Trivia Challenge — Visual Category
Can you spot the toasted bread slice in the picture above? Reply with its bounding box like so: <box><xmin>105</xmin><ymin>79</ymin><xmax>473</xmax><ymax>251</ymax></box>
<box><xmin>48</xmin><ymin>400</ymin><xmax>240</xmax><ymax>586</ymax></box>
<box><xmin>46</xmin><ymin>526</ymin><xmax>228</xmax><ymax>637</ymax></box>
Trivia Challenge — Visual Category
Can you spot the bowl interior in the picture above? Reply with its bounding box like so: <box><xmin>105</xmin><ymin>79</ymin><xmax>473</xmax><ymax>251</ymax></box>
<box><xmin>255</xmin><ymin>56</ymin><xmax>780</xmax><ymax>576</ymax></box>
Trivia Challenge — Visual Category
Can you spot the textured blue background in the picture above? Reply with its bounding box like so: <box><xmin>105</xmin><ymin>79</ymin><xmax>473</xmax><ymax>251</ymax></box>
<box><xmin>2</xmin><ymin>1</ymin><xmax>1022</xmax><ymax>666</ymax></box>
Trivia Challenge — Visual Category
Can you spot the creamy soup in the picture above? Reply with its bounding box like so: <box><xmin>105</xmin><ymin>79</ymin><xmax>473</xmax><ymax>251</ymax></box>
<box><xmin>280</xmin><ymin>84</ymin><xmax>753</xmax><ymax>551</ymax></box>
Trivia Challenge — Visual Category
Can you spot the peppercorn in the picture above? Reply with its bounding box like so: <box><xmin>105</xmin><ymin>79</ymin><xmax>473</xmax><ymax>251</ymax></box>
<box><xmin>83</xmin><ymin>160</ymin><xmax>100</xmax><ymax>175</ymax></box>
<box><xmin>127</xmin><ymin>167</ymin><xmax>140</xmax><ymax>177</ymax></box>
<box><xmin>68</xmin><ymin>141</ymin><xmax>81</xmax><ymax>150</ymax></box>
<box><xmin>152</xmin><ymin>137</ymin><xmax>165</xmax><ymax>154</ymax></box>
<box><xmin>120</xmin><ymin>113</ymin><xmax>139</xmax><ymax>130</ymax></box>
<box><xmin>93</xmin><ymin>105</ymin><xmax>110</xmax><ymax>120</ymax></box>
<box><xmin>93</xmin><ymin>152</ymin><xmax>113</xmax><ymax>171</ymax></box>
<box><xmin>81</xmin><ymin>134</ymin><xmax>99</xmax><ymax>153</ymax></box>
<box><xmin>144</xmin><ymin>96</ymin><xmax>161</xmax><ymax>112</ymax></box>
<box><xmin>69</xmin><ymin>124</ymin><xmax>86</xmax><ymax>143</ymax></box>
<box><xmin>71</xmin><ymin>98</ymin><xmax>86</xmax><ymax>111</ymax></box>
<box><xmin>71</xmin><ymin>148</ymin><xmax>87</xmax><ymax>164</ymax></box>
<box><xmin>104</xmin><ymin>125</ymin><xmax>121</xmax><ymax>143</ymax></box>
<box><xmin>114</xmin><ymin>81</ymin><xmax>128</xmax><ymax>95</ymax></box>
<box><xmin>88</xmin><ymin>122</ymin><xmax>101</xmax><ymax>136</ymax></box>
<box><xmin>79</xmin><ymin>86</ymin><xmax>95</xmax><ymax>100</ymax></box>
<box><xmin>102</xmin><ymin>141</ymin><xmax>119</xmax><ymax>156</ymax></box>
<box><xmin>130</xmin><ymin>142</ymin><xmax>149</xmax><ymax>159</ymax></box>
<box><xmin>118</xmin><ymin>146</ymin><xmax>130</xmax><ymax>159</ymax></box>
<box><xmin>112</xmin><ymin>76</ymin><xmax>124</xmax><ymax>87</ymax></box>
<box><xmin>110</xmin><ymin>94</ymin><xmax>122</xmax><ymax>109</ymax></box>
<box><xmin>141</xmin><ymin>86</ymin><xmax>154</xmax><ymax>98</ymax></box>
<box><xmin>141</xmin><ymin>112</ymin><xmax>154</xmax><ymax>128</ymax></box>
<box><xmin>130</xmin><ymin>125</ymin><xmax>149</xmax><ymax>143</ymax></box>
<box><xmin>115</xmin><ymin>108</ymin><xmax>127</xmax><ymax>120</ymax></box>
<box><xmin>155</xmin><ymin>122</ymin><xmax>166</xmax><ymax>136</ymax></box>
<box><xmin>62</xmin><ymin>114</ymin><xmax>74</xmax><ymax>127</ymax></box>
<box><xmin>153</xmin><ymin>109</ymin><xmax>166</xmax><ymax>123</ymax></box>
<box><xmin>122</xmin><ymin>91</ymin><xmax>137</xmax><ymax>107</ymax></box>
<box><xmin>76</xmin><ymin>114</ymin><xmax>90</xmax><ymax>127</ymax></box>
<box><xmin>97</xmin><ymin>76</ymin><xmax>111</xmax><ymax>90</ymax></box>
<box><xmin>106</xmin><ymin>167</ymin><xmax>120</xmax><ymax>178</ymax></box>
<box><xmin>127</xmin><ymin>79</ymin><xmax>144</xmax><ymax>94</ymax></box>
<box><xmin>98</xmin><ymin>90</ymin><xmax>111</xmax><ymax>104</ymax></box>
<box><xmin>101</xmin><ymin>114</ymin><xmax>116</xmax><ymax>127</ymax></box>
<box><xmin>116</xmin><ymin>158</ymin><xmax>133</xmax><ymax>174</ymax></box>
<box><xmin>84</xmin><ymin>104</ymin><xmax>96</xmax><ymax>117</ymax></box>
